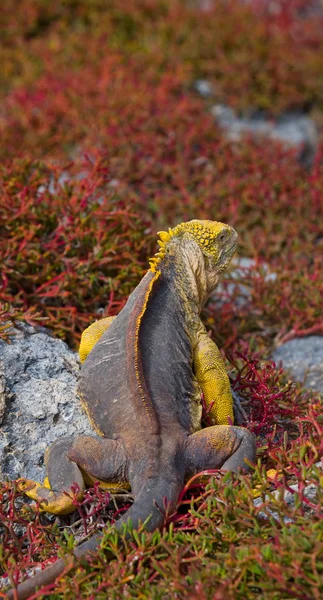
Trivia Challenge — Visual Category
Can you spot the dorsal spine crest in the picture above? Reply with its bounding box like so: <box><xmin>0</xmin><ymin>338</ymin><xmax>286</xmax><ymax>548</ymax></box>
<box><xmin>149</xmin><ymin>220</ymin><xmax>231</xmax><ymax>272</ymax></box>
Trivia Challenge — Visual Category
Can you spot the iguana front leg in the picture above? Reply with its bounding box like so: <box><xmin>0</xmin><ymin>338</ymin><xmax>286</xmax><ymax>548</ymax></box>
<box><xmin>79</xmin><ymin>316</ymin><xmax>116</xmax><ymax>363</ymax></box>
<box><xmin>193</xmin><ymin>326</ymin><xmax>234</xmax><ymax>426</ymax></box>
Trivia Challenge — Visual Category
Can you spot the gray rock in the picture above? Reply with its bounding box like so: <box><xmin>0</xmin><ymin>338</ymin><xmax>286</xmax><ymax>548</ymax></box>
<box><xmin>211</xmin><ymin>104</ymin><xmax>318</xmax><ymax>168</ymax></box>
<box><xmin>0</xmin><ymin>362</ymin><xmax>6</xmax><ymax>424</ymax></box>
<box><xmin>0</xmin><ymin>324</ymin><xmax>92</xmax><ymax>482</ymax></box>
<box><xmin>193</xmin><ymin>79</ymin><xmax>215</xmax><ymax>98</ymax></box>
<box><xmin>272</xmin><ymin>336</ymin><xmax>323</xmax><ymax>393</ymax></box>
<box><xmin>211</xmin><ymin>257</ymin><xmax>277</xmax><ymax>308</ymax></box>
<box><xmin>253</xmin><ymin>481</ymin><xmax>318</xmax><ymax>524</ymax></box>
<box><xmin>253</xmin><ymin>461</ymin><xmax>322</xmax><ymax>522</ymax></box>
<box><xmin>231</xmin><ymin>257</ymin><xmax>277</xmax><ymax>283</ymax></box>
<box><xmin>37</xmin><ymin>170</ymin><xmax>89</xmax><ymax>196</ymax></box>
<box><xmin>295</xmin><ymin>0</ymin><xmax>323</xmax><ymax>18</ymax></box>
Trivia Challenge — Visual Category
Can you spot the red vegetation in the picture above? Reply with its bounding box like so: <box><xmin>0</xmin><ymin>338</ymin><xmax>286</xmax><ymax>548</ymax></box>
<box><xmin>1</xmin><ymin>1</ymin><xmax>323</xmax><ymax>597</ymax></box>
<box><xmin>0</xmin><ymin>157</ymin><xmax>154</xmax><ymax>344</ymax></box>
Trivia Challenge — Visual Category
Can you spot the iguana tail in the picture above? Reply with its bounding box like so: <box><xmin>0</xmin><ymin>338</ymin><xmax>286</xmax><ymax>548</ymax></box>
<box><xmin>7</xmin><ymin>473</ymin><xmax>183</xmax><ymax>600</ymax></box>
<box><xmin>116</xmin><ymin>470</ymin><xmax>184</xmax><ymax>533</ymax></box>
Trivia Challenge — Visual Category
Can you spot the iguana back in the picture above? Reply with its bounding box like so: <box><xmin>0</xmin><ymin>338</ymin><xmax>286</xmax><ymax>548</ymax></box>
<box><xmin>9</xmin><ymin>220</ymin><xmax>256</xmax><ymax>600</ymax></box>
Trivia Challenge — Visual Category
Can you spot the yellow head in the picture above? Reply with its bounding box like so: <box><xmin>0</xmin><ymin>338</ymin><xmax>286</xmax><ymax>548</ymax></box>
<box><xmin>149</xmin><ymin>219</ymin><xmax>238</xmax><ymax>274</ymax></box>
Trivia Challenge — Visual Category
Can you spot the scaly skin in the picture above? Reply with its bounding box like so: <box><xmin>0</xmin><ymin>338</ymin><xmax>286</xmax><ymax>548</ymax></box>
<box><xmin>10</xmin><ymin>220</ymin><xmax>255</xmax><ymax>600</ymax></box>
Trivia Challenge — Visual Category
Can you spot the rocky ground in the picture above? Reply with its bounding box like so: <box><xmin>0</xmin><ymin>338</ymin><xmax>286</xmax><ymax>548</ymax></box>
<box><xmin>0</xmin><ymin>324</ymin><xmax>90</xmax><ymax>482</ymax></box>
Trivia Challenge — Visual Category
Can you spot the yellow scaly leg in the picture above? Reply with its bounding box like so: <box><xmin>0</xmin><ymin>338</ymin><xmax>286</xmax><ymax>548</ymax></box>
<box><xmin>193</xmin><ymin>330</ymin><xmax>233</xmax><ymax>426</ymax></box>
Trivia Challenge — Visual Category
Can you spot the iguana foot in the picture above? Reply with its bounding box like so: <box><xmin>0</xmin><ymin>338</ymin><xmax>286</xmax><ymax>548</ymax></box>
<box><xmin>17</xmin><ymin>437</ymin><xmax>85</xmax><ymax>514</ymax></box>
<box><xmin>17</xmin><ymin>478</ymin><xmax>83</xmax><ymax>515</ymax></box>
<box><xmin>185</xmin><ymin>425</ymin><xmax>256</xmax><ymax>474</ymax></box>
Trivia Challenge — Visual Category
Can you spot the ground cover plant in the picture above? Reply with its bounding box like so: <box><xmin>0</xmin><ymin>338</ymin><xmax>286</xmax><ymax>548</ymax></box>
<box><xmin>1</xmin><ymin>0</ymin><xmax>323</xmax><ymax>598</ymax></box>
<box><xmin>2</xmin><ymin>0</ymin><xmax>323</xmax><ymax>116</ymax></box>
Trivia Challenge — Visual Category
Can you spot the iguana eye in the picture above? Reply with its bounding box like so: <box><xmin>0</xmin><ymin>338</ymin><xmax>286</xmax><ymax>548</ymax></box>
<box><xmin>218</xmin><ymin>231</ymin><xmax>227</xmax><ymax>243</ymax></box>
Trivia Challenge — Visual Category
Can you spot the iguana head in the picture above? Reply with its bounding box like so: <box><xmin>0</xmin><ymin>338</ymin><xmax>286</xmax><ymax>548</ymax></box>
<box><xmin>149</xmin><ymin>219</ymin><xmax>238</xmax><ymax>296</ymax></box>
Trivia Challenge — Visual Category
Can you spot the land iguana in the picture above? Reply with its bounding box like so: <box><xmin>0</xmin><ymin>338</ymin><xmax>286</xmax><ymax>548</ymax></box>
<box><xmin>8</xmin><ymin>219</ymin><xmax>256</xmax><ymax>599</ymax></box>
